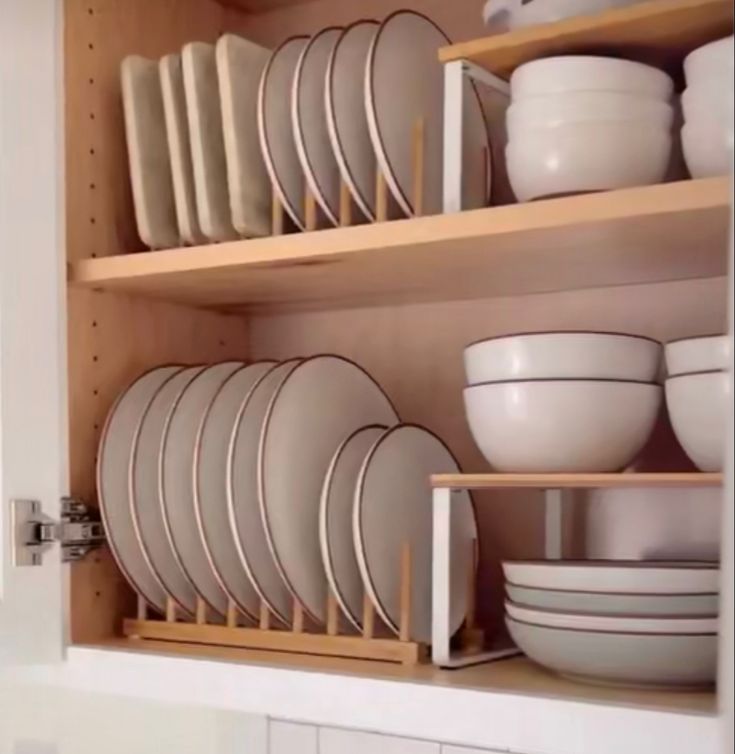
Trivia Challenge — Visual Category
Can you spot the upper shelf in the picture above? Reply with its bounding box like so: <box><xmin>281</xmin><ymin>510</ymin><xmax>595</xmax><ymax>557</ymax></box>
<box><xmin>217</xmin><ymin>0</ymin><xmax>314</xmax><ymax>12</ymax></box>
<box><xmin>439</xmin><ymin>0</ymin><xmax>734</xmax><ymax>78</ymax></box>
<box><xmin>431</xmin><ymin>472</ymin><xmax>724</xmax><ymax>490</ymax></box>
<box><xmin>69</xmin><ymin>177</ymin><xmax>730</xmax><ymax>313</ymax></box>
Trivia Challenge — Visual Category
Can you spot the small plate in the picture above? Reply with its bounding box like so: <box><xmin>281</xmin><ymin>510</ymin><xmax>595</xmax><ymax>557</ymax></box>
<box><xmin>159</xmin><ymin>54</ymin><xmax>206</xmax><ymax>245</ymax></box>
<box><xmin>182</xmin><ymin>42</ymin><xmax>238</xmax><ymax>242</ymax></box>
<box><xmin>258</xmin><ymin>37</ymin><xmax>309</xmax><ymax>230</ymax></box>
<box><xmin>121</xmin><ymin>56</ymin><xmax>179</xmax><ymax>249</ymax></box>
<box><xmin>130</xmin><ymin>366</ymin><xmax>204</xmax><ymax>615</ymax></box>
<box><xmin>194</xmin><ymin>362</ymin><xmax>276</xmax><ymax>622</ymax></box>
<box><xmin>354</xmin><ymin>424</ymin><xmax>477</xmax><ymax>643</ymax></box>
<box><xmin>216</xmin><ymin>34</ymin><xmax>273</xmax><ymax>238</ymax></box>
<box><xmin>228</xmin><ymin>360</ymin><xmax>302</xmax><ymax>625</ymax></box>
<box><xmin>97</xmin><ymin>366</ymin><xmax>182</xmax><ymax>613</ymax></box>
<box><xmin>319</xmin><ymin>424</ymin><xmax>387</xmax><ymax>630</ymax></box>
<box><xmin>292</xmin><ymin>27</ymin><xmax>343</xmax><ymax>226</ymax></box>
<box><xmin>365</xmin><ymin>11</ymin><xmax>491</xmax><ymax>216</ymax></box>
<box><xmin>259</xmin><ymin>355</ymin><xmax>399</xmax><ymax>624</ymax></box>
<box><xmin>161</xmin><ymin>362</ymin><xmax>244</xmax><ymax>616</ymax></box>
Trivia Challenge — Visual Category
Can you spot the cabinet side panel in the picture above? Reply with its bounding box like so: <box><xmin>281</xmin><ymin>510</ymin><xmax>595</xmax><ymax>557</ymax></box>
<box><xmin>68</xmin><ymin>289</ymin><xmax>249</xmax><ymax>643</ymax></box>
<box><xmin>65</xmin><ymin>0</ymin><xmax>226</xmax><ymax>261</ymax></box>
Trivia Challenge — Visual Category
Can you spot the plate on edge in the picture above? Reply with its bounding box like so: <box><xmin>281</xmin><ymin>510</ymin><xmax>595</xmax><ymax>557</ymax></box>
<box><xmin>354</xmin><ymin>424</ymin><xmax>477</xmax><ymax>644</ymax></box>
<box><xmin>182</xmin><ymin>42</ymin><xmax>238</xmax><ymax>242</ymax></box>
<box><xmin>131</xmin><ymin>366</ymin><xmax>204</xmax><ymax>615</ymax></box>
<box><xmin>257</xmin><ymin>36</ymin><xmax>309</xmax><ymax>230</ymax></box>
<box><xmin>292</xmin><ymin>26</ymin><xmax>343</xmax><ymax>226</ymax></box>
<box><xmin>228</xmin><ymin>360</ymin><xmax>302</xmax><ymax>626</ymax></box>
<box><xmin>325</xmin><ymin>20</ymin><xmax>381</xmax><ymax>222</ymax></box>
<box><xmin>97</xmin><ymin>366</ymin><xmax>182</xmax><ymax>614</ymax></box>
<box><xmin>160</xmin><ymin>53</ymin><xmax>206</xmax><ymax>246</ymax></box>
<box><xmin>365</xmin><ymin>10</ymin><xmax>491</xmax><ymax>216</ymax></box>
<box><xmin>194</xmin><ymin>361</ymin><xmax>276</xmax><ymax>622</ymax></box>
<box><xmin>216</xmin><ymin>34</ymin><xmax>273</xmax><ymax>238</ymax></box>
<box><xmin>121</xmin><ymin>56</ymin><xmax>179</xmax><ymax>249</ymax></box>
<box><xmin>259</xmin><ymin>355</ymin><xmax>399</xmax><ymax>624</ymax></box>
<box><xmin>319</xmin><ymin>424</ymin><xmax>387</xmax><ymax>630</ymax></box>
<box><xmin>161</xmin><ymin>361</ymin><xmax>244</xmax><ymax>616</ymax></box>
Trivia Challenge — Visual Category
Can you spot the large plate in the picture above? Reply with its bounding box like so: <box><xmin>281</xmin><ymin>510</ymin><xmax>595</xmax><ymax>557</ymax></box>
<box><xmin>354</xmin><ymin>424</ymin><xmax>477</xmax><ymax>643</ymax></box>
<box><xmin>257</xmin><ymin>37</ymin><xmax>309</xmax><ymax>230</ymax></box>
<box><xmin>319</xmin><ymin>424</ymin><xmax>387</xmax><ymax>630</ymax></box>
<box><xmin>216</xmin><ymin>34</ymin><xmax>272</xmax><ymax>238</ymax></box>
<box><xmin>365</xmin><ymin>10</ymin><xmax>491</xmax><ymax>216</ymax></box>
<box><xmin>325</xmin><ymin>20</ymin><xmax>380</xmax><ymax>221</ymax></box>
<box><xmin>160</xmin><ymin>362</ymin><xmax>244</xmax><ymax>616</ymax></box>
<box><xmin>159</xmin><ymin>53</ymin><xmax>206</xmax><ymax>245</ymax></box>
<box><xmin>228</xmin><ymin>360</ymin><xmax>302</xmax><ymax>625</ymax></box>
<box><xmin>182</xmin><ymin>42</ymin><xmax>238</xmax><ymax>242</ymax></box>
<box><xmin>97</xmin><ymin>366</ymin><xmax>182</xmax><ymax>613</ymax></box>
<box><xmin>292</xmin><ymin>27</ymin><xmax>343</xmax><ymax>226</ymax></box>
<box><xmin>194</xmin><ymin>362</ymin><xmax>276</xmax><ymax>622</ymax></box>
<box><xmin>121</xmin><ymin>56</ymin><xmax>179</xmax><ymax>249</ymax></box>
<box><xmin>259</xmin><ymin>355</ymin><xmax>399</xmax><ymax>623</ymax></box>
<box><xmin>130</xmin><ymin>366</ymin><xmax>204</xmax><ymax>615</ymax></box>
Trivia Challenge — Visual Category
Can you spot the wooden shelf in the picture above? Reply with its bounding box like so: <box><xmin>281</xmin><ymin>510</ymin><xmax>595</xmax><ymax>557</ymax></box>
<box><xmin>431</xmin><ymin>472</ymin><xmax>723</xmax><ymax>489</ymax></box>
<box><xmin>439</xmin><ymin>0</ymin><xmax>734</xmax><ymax>78</ymax></box>
<box><xmin>217</xmin><ymin>0</ymin><xmax>314</xmax><ymax>12</ymax></box>
<box><xmin>68</xmin><ymin>178</ymin><xmax>730</xmax><ymax>313</ymax></box>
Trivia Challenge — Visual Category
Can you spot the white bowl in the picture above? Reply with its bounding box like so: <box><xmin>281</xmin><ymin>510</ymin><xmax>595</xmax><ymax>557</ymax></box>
<box><xmin>666</xmin><ymin>371</ymin><xmax>730</xmax><ymax>472</ymax></box>
<box><xmin>507</xmin><ymin>618</ymin><xmax>717</xmax><ymax>687</ymax></box>
<box><xmin>464</xmin><ymin>380</ymin><xmax>661</xmax><ymax>472</ymax></box>
<box><xmin>483</xmin><ymin>0</ymin><xmax>641</xmax><ymax>31</ymax></box>
<box><xmin>510</xmin><ymin>56</ymin><xmax>673</xmax><ymax>100</ymax></box>
<box><xmin>464</xmin><ymin>331</ymin><xmax>661</xmax><ymax>384</ymax></box>
<box><xmin>682</xmin><ymin>118</ymin><xmax>734</xmax><ymax>178</ymax></box>
<box><xmin>503</xmin><ymin>560</ymin><xmax>720</xmax><ymax>594</ymax></box>
<box><xmin>684</xmin><ymin>36</ymin><xmax>734</xmax><ymax>87</ymax></box>
<box><xmin>681</xmin><ymin>86</ymin><xmax>734</xmax><ymax>123</ymax></box>
<box><xmin>508</xmin><ymin>92</ymin><xmax>673</xmax><ymax>131</ymax></box>
<box><xmin>665</xmin><ymin>334</ymin><xmax>730</xmax><ymax>376</ymax></box>
<box><xmin>505</xmin><ymin>584</ymin><xmax>719</xmax><ymax>616</ymax></box>
<box><xmin>506</xmin><ymin>601</ymin><xmax>718</xmax><ymax>634</ymax></box>
<box><xmin>506</xmin><ymin>122</ymin><xmax>672</xmax><ymax>201</ymax></box>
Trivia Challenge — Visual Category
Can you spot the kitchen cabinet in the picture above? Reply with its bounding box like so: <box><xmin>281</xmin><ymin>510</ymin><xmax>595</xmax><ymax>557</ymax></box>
<box><xmin>0</xmin><ymin>1</ymin><xmax>732</xmax><ymax>753</ymax></box>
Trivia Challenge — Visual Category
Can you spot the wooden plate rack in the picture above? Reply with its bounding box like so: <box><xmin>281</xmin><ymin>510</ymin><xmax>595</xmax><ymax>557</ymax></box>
<box><xmin>123</xmin><ymin>541</ymin><xmax>483</xmax><ymax>666</ymax></box>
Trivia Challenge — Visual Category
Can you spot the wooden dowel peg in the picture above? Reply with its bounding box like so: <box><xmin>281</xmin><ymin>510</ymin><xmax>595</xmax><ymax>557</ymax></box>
<box><xmin>362</xmin><ymin>592</ymin><xmax>375</xmax><ymax>639</ymax></box>
<box><xmin>137</xmin><ymin>595</ymin><xmax>148</xmax><ymax>621</ymax></box>
<box><xmin>412</xmin><ymin>117</ymin><xmax>425</xmax><ymax>217</ymax></box>
<box><xmin>165</xmin><ymin>597</ymin><xmax>177</xmax><ymax>624</ymax></box>
<box><xmin>226</xmin><ymin>599</ymin><xmax>238</xmax><ymax>629</ymax></box>
<box><xmin>375</xmin><ymin>169</ymin><xmax>388</xmax><ymax>223</ymax></box>
<box><xmin>292</xmin><ymin>599</ymin><xmax>304</xmax><ymax>634</ymax></box>
<box><xmin>259</xmin><ymin>599</ymin><xmax>271</xmax><ymax>631</ymax></box>
<box><xmin>339</xmin><ymin>179</ymin><xmax>353</xmax><ymax>227</ymax></box>
<box><xmin>195</xmin><ymin>597</ymin><xmax>207</xmax><ymax>626</ymax></box>
<box><xmin>399</xmin><ymin>542</ymin><xmax>412</xmax><ymax>643</ymax></box>
<box><xmin>304</xmin><ymin>182</ymin><xmax>318</xmax><ymax>232</ymax></box>
<box><xmin>326</xmin><ymin>590</ymin><xmax>340</xmax><ymax>636</ymax></box>
<box><xmin>271</xmin><ymin>185</ymin><xmax>284</xmax><ymax>236</ymax></box>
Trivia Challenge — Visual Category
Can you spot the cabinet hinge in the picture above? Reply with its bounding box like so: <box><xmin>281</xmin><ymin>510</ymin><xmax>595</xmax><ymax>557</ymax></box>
<box><xmin>11</xmin><ymin>497</ymin><xmax>106</xmax><ymax>566</ymax></box>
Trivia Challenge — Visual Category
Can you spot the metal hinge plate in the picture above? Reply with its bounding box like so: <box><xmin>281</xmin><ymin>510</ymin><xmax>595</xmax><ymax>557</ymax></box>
<box><xmin>11</xmin><ymin>497</ymin><xmax>106</xmax><ymax>566</ymax></box>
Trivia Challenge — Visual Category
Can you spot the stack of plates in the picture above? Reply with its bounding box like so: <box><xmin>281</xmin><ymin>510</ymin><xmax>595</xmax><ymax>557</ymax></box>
<box><xmin>503</xmin><ymin>560</ymin><xmax>720</xmax><ymax>688</ymax></box>
<box><xmin>121</xmin><ymin>11</ymin><xmax>492</xmax><ymax>249</ymax></box>
<box><xmin>97</xmin><ymin>356</ymin><xmax>476</xmax><ymax>644</ymax></box>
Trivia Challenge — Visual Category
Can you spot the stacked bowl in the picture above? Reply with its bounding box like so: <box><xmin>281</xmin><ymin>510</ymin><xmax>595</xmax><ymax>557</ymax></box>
<box><xmin>503</xmin><ymin>560</ymin><xmax>720</xmax><ymax>688</ymax></box>
<box><xmin>665</xmin><ymin>334</ymin><xmax>732</xmax><ymax>471</ymax></box>
<box><xmin>681</xmin><ymin>36</ymin><xmax>734</xmax><ymax>178</ymax></box>
<box><xmin>463</xmin><ymin>332</ymin><xmax>663</xmax><ymax>472</ymax></box>
<box><xmin>505</xmin><ymin>56</ymin><xmax>675</xmax><ymax>201</ymax></box>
